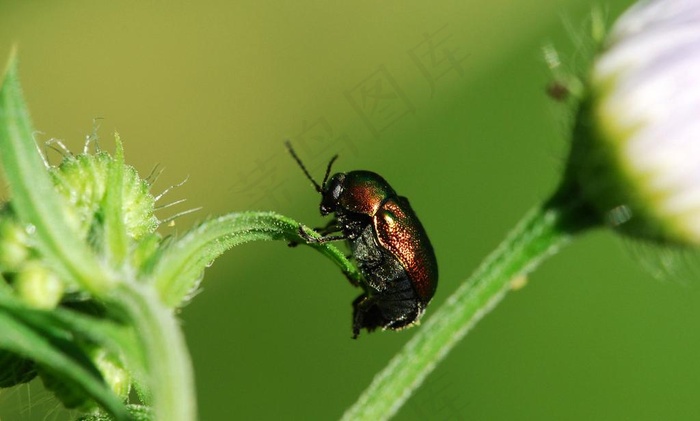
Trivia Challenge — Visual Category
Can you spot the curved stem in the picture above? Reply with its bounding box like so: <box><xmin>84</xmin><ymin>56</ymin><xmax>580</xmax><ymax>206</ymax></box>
<box><xmin>343</xmin><ymin>192</ymin><xmax>597</xmax><ymax>420</ymax></box>
<box><xmin>152</xmin><ymin>212</ymin><xmax>361</xmax><ymax>307</ymax></box>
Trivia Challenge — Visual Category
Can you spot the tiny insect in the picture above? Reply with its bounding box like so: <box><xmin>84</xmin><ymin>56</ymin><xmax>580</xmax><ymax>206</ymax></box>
<box><xmin>286</xmin><ymin>142</ymin><xmax>438</xmax><ymax>338</ymax></box>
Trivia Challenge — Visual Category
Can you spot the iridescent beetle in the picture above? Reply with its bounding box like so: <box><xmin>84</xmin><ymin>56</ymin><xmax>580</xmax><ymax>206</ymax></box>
<box><xmin>286</xmin><ymin>142</ymin><xmax>438</xmax><ymax>338</ymax></box>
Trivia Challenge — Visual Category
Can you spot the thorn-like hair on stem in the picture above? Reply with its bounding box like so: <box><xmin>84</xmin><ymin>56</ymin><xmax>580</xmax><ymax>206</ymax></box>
<box><xmin>155</xmin><ymin>175</ymin><xmax>189</xmax><ymax>202</ymax></box>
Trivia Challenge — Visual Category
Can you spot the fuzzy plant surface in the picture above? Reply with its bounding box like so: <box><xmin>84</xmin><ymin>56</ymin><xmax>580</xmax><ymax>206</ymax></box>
<box><xmin>0</xmin><ymin>51</ymin><xmax>360</xmax><ymax>420</ymax></box>
<box><xmin>1</xmin><ymin>0</ymin><xmax>699</xmax><ymax>419</ymax></box>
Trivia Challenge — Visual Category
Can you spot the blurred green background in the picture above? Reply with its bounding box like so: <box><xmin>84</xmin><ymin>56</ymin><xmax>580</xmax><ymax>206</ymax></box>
<box><xmin>4</xmin><ymin>1</ymin><xmax>700</xmax><ymax>420</ymax></box>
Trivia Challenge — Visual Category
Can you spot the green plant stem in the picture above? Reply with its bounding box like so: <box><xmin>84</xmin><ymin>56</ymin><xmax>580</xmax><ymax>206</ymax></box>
<box><xmin>153</xmin><ymin>212</ymin><xmax>361</xmax><ymax>307</ymax></box>
<box><xmin>113</xmin><ymin>281</ymin><xmax>195</xmax><ymax>421</ymax></box>
<box><xmin>343</xmin><ymin>191</ymin><xmax>597</xmax><ymax>420</ymax></box>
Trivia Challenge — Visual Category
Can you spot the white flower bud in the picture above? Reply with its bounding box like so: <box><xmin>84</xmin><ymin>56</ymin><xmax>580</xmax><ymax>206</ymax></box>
<box><xmin>571</xmin><ymin>0</ymin><xmax>700</xmax><ymax>245</ymax></box>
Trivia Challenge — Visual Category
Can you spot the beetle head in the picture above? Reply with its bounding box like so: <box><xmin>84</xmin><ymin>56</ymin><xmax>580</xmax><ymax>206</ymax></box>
<box><xmin>320</xmin><ymin>173</ymin><xmax>346</xmax><ymax>215</ymax></box>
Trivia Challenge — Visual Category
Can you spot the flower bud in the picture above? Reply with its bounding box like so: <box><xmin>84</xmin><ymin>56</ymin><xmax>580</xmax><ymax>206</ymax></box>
<box><xmin>569</xmin><ymin>0</ymin><xmax>700</xmax><ymax>245</ymax></box>
<box><xmin>0</xmin><ymin>216</ymin><xmax>29</xmax><ymax>270</ymax></box>
<box><xmin>15</xmin><ymin>261</ymin><xmax>63</xmax><ymax>309</ymax></box>
<box><xmin>49</xmin><ymin>138</ymin><xmax>159</xmax><ymax>242</ymax></box>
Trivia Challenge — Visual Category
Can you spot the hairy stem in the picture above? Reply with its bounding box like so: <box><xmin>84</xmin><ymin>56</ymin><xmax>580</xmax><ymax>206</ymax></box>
<box><xmin>113</xmin><ymin>282</ymin><xmax>196</xmax><ymax>421</ymax></box>
<box><xmin>343</xmin><ymin>190</ymin><xmax>597</xmax><ymax>420</ymax></box>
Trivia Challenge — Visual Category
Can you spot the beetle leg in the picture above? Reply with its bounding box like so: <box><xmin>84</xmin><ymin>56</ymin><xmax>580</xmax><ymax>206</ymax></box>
<box><xmin>291</xmin><ymin>218</ymin><xmax>346</xmax><ymax>246</ymax></box>
<box><xmin>351</xmin><ymin>294</ymin><xmax>384</xmax><ymax>339</ymax></box>
<box><xmin>316</xmin><ymin>218</ymin><xmax>342</xmax><ymax>236</ymax></box>
<box><xmin>297</xmin><ymin>226</ymin><xmax>347</xmax><ymax>244</ymax></box>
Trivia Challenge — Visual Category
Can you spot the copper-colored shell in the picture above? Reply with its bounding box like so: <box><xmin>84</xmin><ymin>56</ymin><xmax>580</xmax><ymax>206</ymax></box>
<box><xmin>374</xmin><ymin>197</ymin><xmax>437</xmax><ymax>302</ymax></box>
<box><xmin>339</xmin><ymin>171</ymin><xmax>438</xmax><ymax>303</ymax></box>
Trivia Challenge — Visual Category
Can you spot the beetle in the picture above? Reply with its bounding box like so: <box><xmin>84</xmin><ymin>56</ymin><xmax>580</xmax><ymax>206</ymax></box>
<box><xmin>286</xmin><ymin>142</ymin><xmax>438</xmax><ymax>338</ymax></box>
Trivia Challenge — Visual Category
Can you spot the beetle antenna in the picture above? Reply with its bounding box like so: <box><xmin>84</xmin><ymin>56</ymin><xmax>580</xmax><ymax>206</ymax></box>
<box><xmin>285</xmin><ymin>141</ymin><xmax>323</xmax><ymax>193</ymax></box>
<box><xmin>322</xmin><ymin>154</ymin><xmax>339</xmax><ymax>189</ymax></box>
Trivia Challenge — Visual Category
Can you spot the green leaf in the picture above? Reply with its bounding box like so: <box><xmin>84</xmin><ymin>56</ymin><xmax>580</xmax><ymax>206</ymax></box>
<box><xmin>0</xmin><ymin>308</ymin><xmax>130</xmax><ymax>420</ymax></box>
<box><xmin>0</xmin><ymin>349</ymin><xmax>36</xmax><ymax>387</ymax></box>
<box><xmin>0</xmin><ymin>49</ymin><xmax>113</xmax><ymax>295</ymax></box>
<box><xmin>54</xmin><ymin>305</ymin><xmax>144</xmax><ymax>375</ymax></box>
<box><xmin>151</xmin><ymin>211</ymin><xmax>361</xmax><ymax>307</ymax></box>
<box><xmin>101</xmin><ymin>134</ymin><xmax>128</xmax><ymax>266</ymax></box>
<box><xmin>0</xmin><ymin>274</ymin><xmax>133</xmax><ymax>417</ymax></box>
<box><xmin>78</xmin><ymin>404</ymin><xmax>153</xmax><ymax>421</ymax></box>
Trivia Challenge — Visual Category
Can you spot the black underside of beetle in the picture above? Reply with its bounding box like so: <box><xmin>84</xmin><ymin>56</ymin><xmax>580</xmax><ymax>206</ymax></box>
<box><xmin>342</xmin><ymin>216</ymin><xmax>424</xmax><ymax>338</ymax></box>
